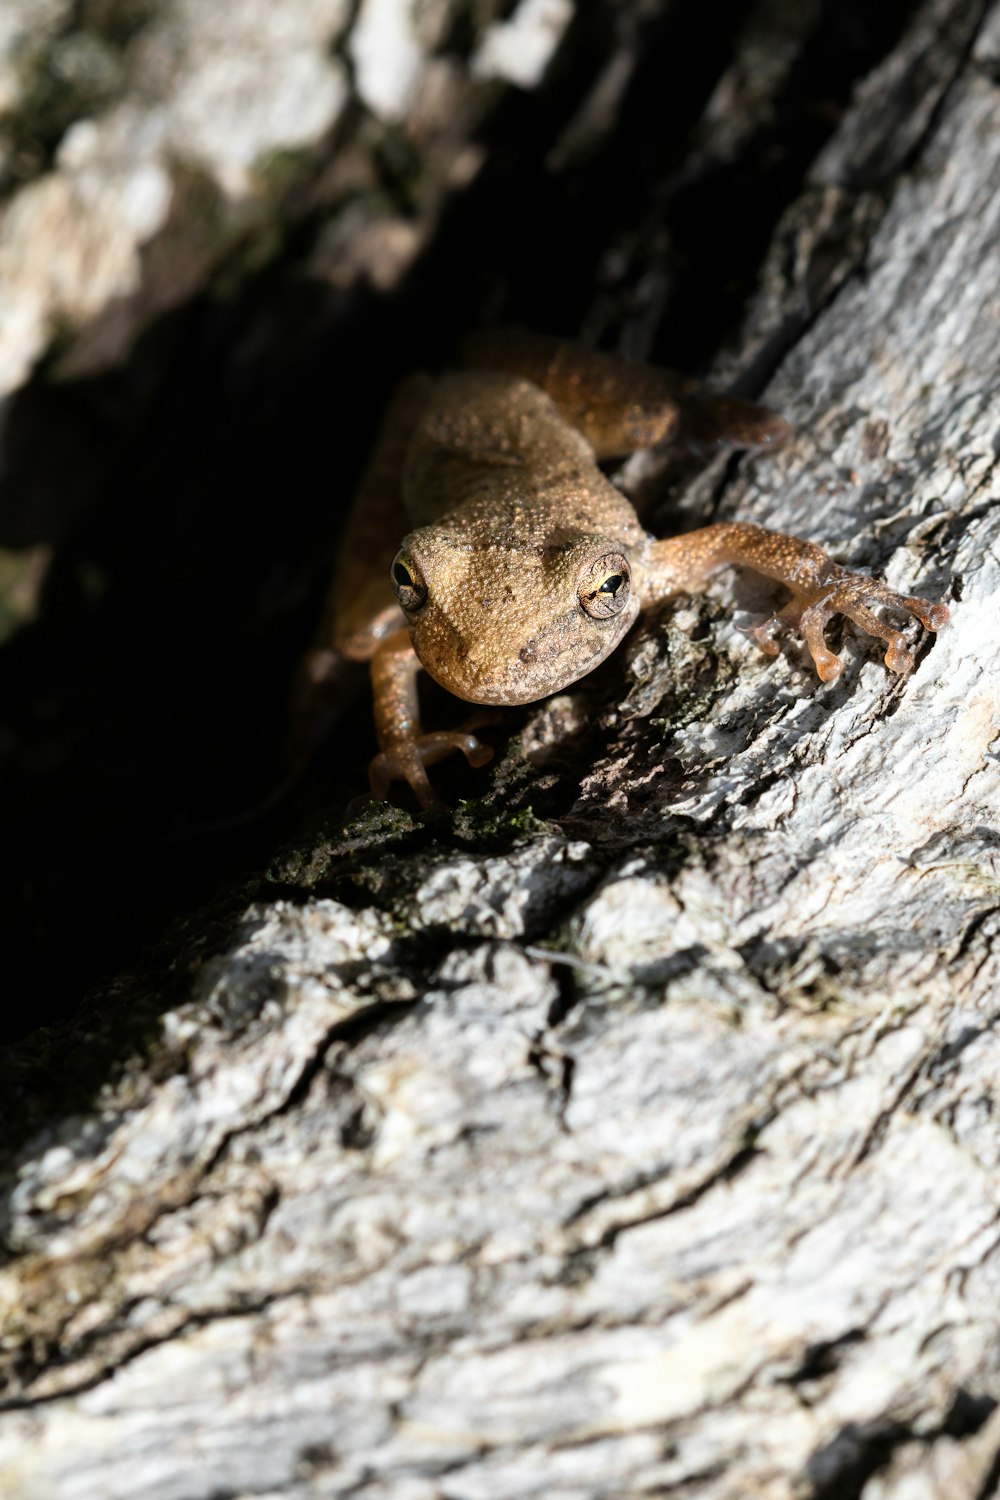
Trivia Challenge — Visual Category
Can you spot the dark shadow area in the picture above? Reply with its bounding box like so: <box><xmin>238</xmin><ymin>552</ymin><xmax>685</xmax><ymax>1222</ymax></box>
<box><xmin>0</xmin><ymin>0</ymin><xmax>922</xmax><ymax>1148</ymax></box>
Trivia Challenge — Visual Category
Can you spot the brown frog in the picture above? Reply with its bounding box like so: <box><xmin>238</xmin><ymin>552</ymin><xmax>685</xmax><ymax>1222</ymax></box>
<box><xmin>299</xmin><ymin>332</ymin><xmax>948</xmax><ymax>807</ymax></box>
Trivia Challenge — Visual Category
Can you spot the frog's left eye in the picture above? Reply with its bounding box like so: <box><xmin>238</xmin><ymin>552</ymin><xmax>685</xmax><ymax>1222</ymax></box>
<box><xmin>578</xmin><ymin>552</ymin><xmax>631</xmax><ymax>619</ymax></box>
<box><xmin>390</xmin><ymin>551</ymin><xmax>428</xmax><ymax>612</ymax></box>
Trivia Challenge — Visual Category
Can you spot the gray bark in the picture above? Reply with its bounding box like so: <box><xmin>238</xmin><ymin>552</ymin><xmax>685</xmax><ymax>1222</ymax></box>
<box><xmin>1</xmin><ymin>2</ymin><xmax>999</xmax><ymax>1498</ymax></box>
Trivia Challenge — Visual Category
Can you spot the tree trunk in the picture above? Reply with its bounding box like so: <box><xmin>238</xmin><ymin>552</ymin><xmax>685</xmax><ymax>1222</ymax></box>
<box><xmin>1</xmin><ymin>1</ymin><xmax>999</xmax><ymax>1497</ymax></box>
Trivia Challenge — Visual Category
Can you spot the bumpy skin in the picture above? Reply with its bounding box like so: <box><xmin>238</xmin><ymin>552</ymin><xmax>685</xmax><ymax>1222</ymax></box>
<box><xmin>301</xmin><ymin>333</ymin><xmax>948</xmax><ymax>808</ymax></box>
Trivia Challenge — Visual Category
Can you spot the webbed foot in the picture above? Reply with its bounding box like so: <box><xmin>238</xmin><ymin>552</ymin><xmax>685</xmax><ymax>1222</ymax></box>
<box><xmin>369</xmin><ymin>730</ymin><xmax>494</xmax><ymax>809</ymax></box>
<box><xmin>750</xmin><ymin>569</ymin><xmax>949</xmax><ymax>682</ymax></box>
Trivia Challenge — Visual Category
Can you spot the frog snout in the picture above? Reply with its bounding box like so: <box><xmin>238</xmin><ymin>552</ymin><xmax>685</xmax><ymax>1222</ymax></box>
<box><xmin>437</xmin><ymin>626</ymin><xmax>581</xmax><ymax>705</ymax></box>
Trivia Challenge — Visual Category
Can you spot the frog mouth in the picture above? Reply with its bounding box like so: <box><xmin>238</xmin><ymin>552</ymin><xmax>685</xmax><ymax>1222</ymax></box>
<box><xmin>415</xmin><ymin>616</ymin><xmax>616</xmax><ymax>706</ymax></box>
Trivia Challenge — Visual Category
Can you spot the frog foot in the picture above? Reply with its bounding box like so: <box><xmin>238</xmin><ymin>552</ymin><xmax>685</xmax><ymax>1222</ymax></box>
<box><xmin>369</xmin><ymin>731</ymin><xmax>494</xmax><ymax>809</ymax></box>
<box><xmin>750</xmin><ymin>571</ymin><xmax>949</xmax><ymax>683</ymax></box>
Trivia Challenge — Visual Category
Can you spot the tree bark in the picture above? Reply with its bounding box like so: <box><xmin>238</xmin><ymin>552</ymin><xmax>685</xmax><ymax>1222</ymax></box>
<box><xmin>1</xmin><ymin>2</ymin><xmax>999</xmax><ymax>1498</ymax></box>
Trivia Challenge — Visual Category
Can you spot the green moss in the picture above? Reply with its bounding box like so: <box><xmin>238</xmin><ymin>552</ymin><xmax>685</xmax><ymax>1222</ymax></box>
<box><xmin>266</xmin><ymin>798</ymin><xmax>422</xmax><ymax>890</ymax></box>
<box><xmin>451</xmin><ymin>798</ymin><xmax>550</xmax><ymax>844</ymax></box>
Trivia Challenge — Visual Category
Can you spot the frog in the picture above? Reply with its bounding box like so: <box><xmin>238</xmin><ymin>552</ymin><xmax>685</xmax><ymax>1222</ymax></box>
<box><xmin>298</xmin><ymin>331</ymin><xmax>949</xmax><ymax>809</ymax></box>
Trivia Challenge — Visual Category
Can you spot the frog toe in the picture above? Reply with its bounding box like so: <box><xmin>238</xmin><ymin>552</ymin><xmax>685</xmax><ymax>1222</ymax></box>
<box><xmin>369</xmin><ymin>731</ymin><xmax>494</xmax><ymax>809</ymax></box>
<box><xmin>750</xmin><ymin>572</ymin><xmax>948</xmax><ymax>681</ymax></box>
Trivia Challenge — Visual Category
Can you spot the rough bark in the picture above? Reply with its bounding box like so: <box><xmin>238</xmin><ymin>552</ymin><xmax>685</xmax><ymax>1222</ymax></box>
<box><xmin>1</xmin><ymin>2</ymin><xmax>999</xmax><ymax>1498</ymax></box>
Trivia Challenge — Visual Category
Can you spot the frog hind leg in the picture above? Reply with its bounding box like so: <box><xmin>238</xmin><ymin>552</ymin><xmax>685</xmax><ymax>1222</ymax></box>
<box><xmin>644</xmin><ymin>521</ymin><xmax>949</xmax><ymax>681</ymax></box>
<box><xmin>290</xmin><ymin>375</ymin><xmax>428</xmax><ymax>763</ymax></box>
<box><xmin>463</xmin><ymin>329</ymin><xmax>790</xmax><ymax>459</ymax></box>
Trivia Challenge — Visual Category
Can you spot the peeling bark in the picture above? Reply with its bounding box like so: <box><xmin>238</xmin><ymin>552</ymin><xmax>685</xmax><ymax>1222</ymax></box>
<box><xmin>1</xmin><ymin>1</ymin><xmax>999</xmax><ymax>1498</ymax></box>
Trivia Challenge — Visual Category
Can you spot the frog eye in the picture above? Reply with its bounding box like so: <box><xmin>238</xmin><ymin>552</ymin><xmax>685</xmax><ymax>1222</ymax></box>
<box><xmin>390</xmin><ymin>552</ymin><xmax>428</xmax><ymax>612</ymax></box>
<box><xmin>578</xmin><ymin>552</ymin><xmax>631</xmax><ymax>619</ymax></box>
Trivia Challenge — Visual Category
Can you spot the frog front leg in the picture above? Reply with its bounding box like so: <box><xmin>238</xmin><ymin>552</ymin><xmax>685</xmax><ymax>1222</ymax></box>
<box><xmin>294</xmin><ymin>374</ymin><xmax>494</xmax><ymax>805</ymax></box>
<box><xmin>643</xmin><ymin>522</ymin><xmax>949</xmax><ymax>680</ymax></box>
<box><xmin>368</xmin><ymin>629</ymin><xmax>493</xmax><ymax>808</ymax></box>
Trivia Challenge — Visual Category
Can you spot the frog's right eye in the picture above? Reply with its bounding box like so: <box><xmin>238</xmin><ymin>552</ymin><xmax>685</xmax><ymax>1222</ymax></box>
<box><xmin>390</xmin><ymin>552</ymin><xmax>428</xmax><ymax>612</ymax></box>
